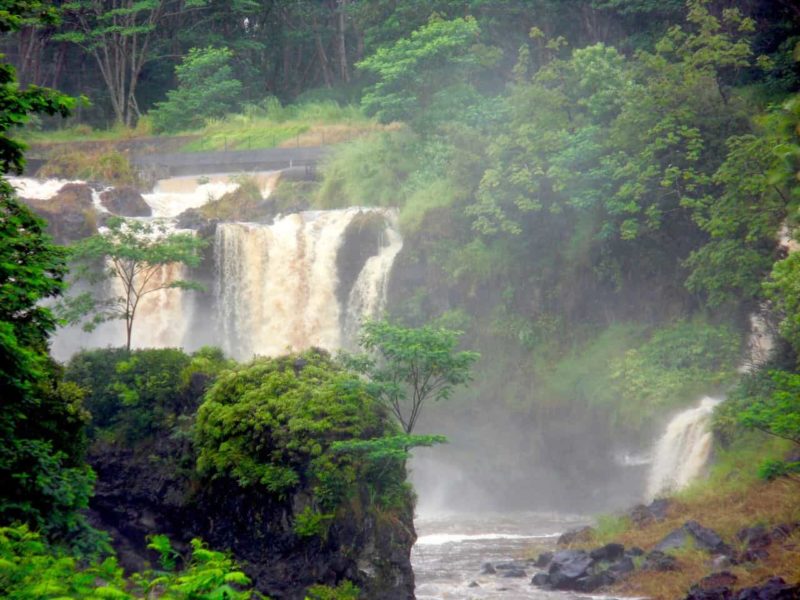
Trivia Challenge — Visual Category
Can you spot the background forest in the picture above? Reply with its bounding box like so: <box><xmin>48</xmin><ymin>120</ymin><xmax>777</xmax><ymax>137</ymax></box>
<box><xmin>2</xmin><ymin>0</ymin><xmax>800</xmax><ymax>598</ymax></box>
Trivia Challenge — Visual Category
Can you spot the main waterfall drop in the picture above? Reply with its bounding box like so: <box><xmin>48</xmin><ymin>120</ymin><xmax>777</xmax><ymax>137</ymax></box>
<box><xmin>214</xmin><ymin>208</ymin><xmax>402</xmax><ymax>360</ymax></box>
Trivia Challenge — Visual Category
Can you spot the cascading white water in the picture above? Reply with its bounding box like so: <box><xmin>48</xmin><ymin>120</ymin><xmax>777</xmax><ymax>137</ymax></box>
<box><xmin>215</xmin><ymin>208</ymin><xmax>401</xmax><ymax>360</ymax></box>
<box><xmin>20</xmin><ymin>173</ymin><xmax>399</xmax><ymax>359</ymax></box>
<box><xmin>343</xmin><ymin>211</ymin><xmax>403</xmax><ymax>346</ymax></box>
<box><xmin>645</xmin><ymin>396</ymin><xmax>721</xmax><ymax>500</ymax></box>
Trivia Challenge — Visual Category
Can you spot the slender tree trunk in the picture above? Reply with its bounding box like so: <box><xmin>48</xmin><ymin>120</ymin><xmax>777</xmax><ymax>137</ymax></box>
<box><xmin>336</xmin><ymin>0</ymin><xmax>350</xmax><ymax>83</ymax></box>
<box><xmin>313</xmin><ymin>15</ymin><xmax>333</xmax><ymax>88</ymax></box>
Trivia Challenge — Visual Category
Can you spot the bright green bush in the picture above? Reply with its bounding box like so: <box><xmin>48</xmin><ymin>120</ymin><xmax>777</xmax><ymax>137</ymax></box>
<box><xmin>194</xmin><ymin>349</ymin><xmax>396</xmax><ymax>512</ymax></box>
<box><xmin>66</xmin><ymin>347</ymin><xmax>231</xmax><ymax>442</ymax></box>
<box><xmin>0</xmin><ymin>526</ymin><xmax>261</xmax><ymax>599</ymax></box>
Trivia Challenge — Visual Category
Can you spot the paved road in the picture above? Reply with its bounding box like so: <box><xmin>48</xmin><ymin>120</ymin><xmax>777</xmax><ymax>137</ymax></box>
<box><xmin>131</xmin><ymin>146</ymin><xmax>328</xmax><ymax>177</ymax></box>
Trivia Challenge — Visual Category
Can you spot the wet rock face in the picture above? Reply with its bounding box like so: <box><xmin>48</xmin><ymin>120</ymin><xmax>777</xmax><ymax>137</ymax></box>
<box><xmin>335</xmin><ymin>211</ymin><xmax>387</xmax><ymax>309</ymax></box>
<box><xmin>88</xmin><ymin>439</ymin><xmax>416</xmax><ymax>600</ymax></box>
<box><xmin>683</xmin><ymin>577</ymin><xmax>800</xmax><ymax>600</ymax></box>
<box><xmin>655</xmin><ymin>520</ymin><xmax>732</xmax><ymax>555</ymax></box>
<box><xmin>99</xmin><ymin>186</ymin><xmax>151</xmax><ymax>217</ymax></box>
<box><xmin>22</xmin><ymin>182</ymin><xmax>98</xmax><ymax>244</ymax></box>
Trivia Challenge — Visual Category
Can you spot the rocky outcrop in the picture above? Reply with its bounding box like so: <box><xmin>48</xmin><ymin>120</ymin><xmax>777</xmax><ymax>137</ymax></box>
<box><xmin>684</xmin><ymin>577</ymin><xmax>800</xmax><ymax>600</ymax></box>
<box><xmin>654</xmin><ymin>521</ymin><xmax>732</xmax><ymax>555</ymax></box>
<box><xmin>99</xmin><ymin>186</ymin><xmax>151</xmax><ymax>217</ymax></box>
<box><xmin>336</xmin><ymin>211</ymin><xmax>387</xmax><ymax>309</ymax></box>
<box><xmin>528</xmin><ymin>545</ymin><xmax>642</xmax><ymax>593</ymax></box>
<box><xmin>21</xmin><ymin>182</ymin><xmax>98</xmax><ymax>244</ymax></box>
<box><xmin>87</xmin><ymin>437</ymin><xmax>416</xmax><ymax>600</ymax></box>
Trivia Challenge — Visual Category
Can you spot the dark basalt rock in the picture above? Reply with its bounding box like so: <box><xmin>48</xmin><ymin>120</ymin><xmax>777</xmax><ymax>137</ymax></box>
<box><xmin>608</xmin><ymin>555</ymin><xmax>635</xmax><ymax>577</ymax></box>
<box><xmin>626</xmin><ymin>546</ymin><xmax>645</xmax><ymax>557</ymax></box>
<box><xmin>643</xmin><ymin>550</ymin><xmax>679</xmax><ymax>571</ymax></box>
<box><xmin>468</xmin><ymin>581</ymin><xmax>480</xmax><ymax>588</ymax></box>
<box><xmin>591</xmin><ymin>542</ymin><xmax>625</xmax><ymax>561</ymax></box>
<box><xmin>501</xmin><ymin>567</ymin><xmax>528</xmax><ymax>578</ymax></box>
<box><xmin>548</xmin><ymin>550</ymin><xmax>595</xmax><ymax>590</ymax></box>
<box><xmin>734</xmin><ymin>577</ymin><xmax>800</xmax><ymax>599</ymax></box>
<box><xmin>99</xmin><ymin>186</ymin><xmax>151</xmax><ymax>217</ymax></box>
<box><xmin>22</xmin><ymin>182</ymin><xmax>98</xmax><ymax>244</ymax></box>
<box><xmin>480</xmin><ymin>562</ymin><xmax>496</xmax><ymax>574</ymax></box>
<box><xmin>535</xmin><ymin>551</ymin><xmax>553</xmax><ymax>568</ymax></box>
<box><xmin>629</xmin><ymin>498</ymin><xmax>673</xmax><ymax>527</ymax></box>
<box><xmin>685</xmin><ymin>587</ymin><xmax>734</xmax><ymax>600</ymax></box>
<box><xmin>495</xmin><ymin>560</ymin><xmax>529</xmax><ymax>570</ymax></box>
<box><xmin>87</xmin><ymin>438</ymin><xmax>415</xmax><ymax>600</ymax></box>
<box><xmin>557</xmin><ymin>525</ymin><xmax>594</xmax><ymax>546</ymax></box>
<box><xmin>770</xmin><ymin>522</ymin><xmax>799</xmax><ymax>542</ymax></box>
<box><xmin>655</xmin><ymin>520</ymin><xmax>732</xmax><ymax>555</ymax></box>
<box><xmin>531</xmin><ymin>572</ymin><xmax>550</xmax><ymax>587</ymax></box>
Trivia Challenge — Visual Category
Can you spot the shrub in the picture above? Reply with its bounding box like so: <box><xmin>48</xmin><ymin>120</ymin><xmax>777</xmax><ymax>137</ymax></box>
<box><xmin>195</xmin><ymin>349</ymin><xmax>390</xmax><ymax>499</ymax></box>
<box><xmin>37</xmin><ymin>147</ymin><xmax>138</xmax><ymax>186</ymax></box>
<box><xmin>66</xmin><ymin>347</ymin><xmax>230</xmax><ymax>442</ymax></box>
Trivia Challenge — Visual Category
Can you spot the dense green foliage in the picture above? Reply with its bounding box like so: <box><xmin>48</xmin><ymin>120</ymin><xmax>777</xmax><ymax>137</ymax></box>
<box><xmin>65</xmin><ymin>217</ymin><xmax>207</xmax><ymax>350</ymax></box>
<box><xmin>195</xmin><ymin>349</ymin><xmax>413</xmax><ymax>522</ymax></box>
<box><xmin>66</xmin><ymin>346</ymin><xmax>232</xmax><ymax>442</ymax></box>
<box><xmin>4</xmin><ymin>0</ymin><xmax>795</xmax><ymax>129</ymax></box>
<box><xmin>0</xmin><ymin>2</ymin><xmax>98</xmax><ymax>549</ymax></box>
<box><xmin>150</xmin><ymin>47</ymin><xmax>243</xmax><ymax>133</ymax></box>
<box><xmin>0</xmin><ymin>525</ymin><xmax>262</xmax><ymax>599</ymax></box>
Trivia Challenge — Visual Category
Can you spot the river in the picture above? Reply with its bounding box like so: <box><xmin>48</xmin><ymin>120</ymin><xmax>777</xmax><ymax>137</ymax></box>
<box><xmin>412</xmin><ymin>512</ymin><xmax>626</xmax><ymax>600</ymax></box>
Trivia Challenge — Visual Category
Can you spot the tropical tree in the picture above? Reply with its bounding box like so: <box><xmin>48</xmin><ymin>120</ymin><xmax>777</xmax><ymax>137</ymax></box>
<box><xmin>346</xmin><ymin>320</ymin><xmax>480</xmax><ymax>434</ymax></box>
<box><xmin>55</xmin><ymin>0</ymin><xmax>206</xmax><ymax>126</ymax></box>
<box><xmin>66</xmin><ymin>217</ymin><xmax>207</xmax><ymax>351</ymax></box>
<box><xmin>0</xmin><ymin>0</ymin><xmax>98</xmax><ymax>547</ymax></box>
<box><xmin>149</xmin><ymin>46</ymin><xmax>243</xmax><ymax>133</ymax></box>
<box><xmin>357</xmin><ymin>15</ymin><xmax>500</xmax><ymax>129</ymax></box>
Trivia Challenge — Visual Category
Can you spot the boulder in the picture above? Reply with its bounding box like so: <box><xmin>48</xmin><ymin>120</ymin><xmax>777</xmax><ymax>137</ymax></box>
<box><xmin>655</xmin><ymin>521</ymin><xmax>732</xmax><ymax>555</ymax></box>
<box><xmin>557</xmin><ymin>525</ymin><xmax>594</xmax><ymax>546</ymax></box>
<box><xmin>22</xmin><ymin>182</ymin><xmax>98</xmax><ymax>244</ymax></box>
<box><xmin>685</xmin><ymin>587</ymin><xmax>733</xmax><ymax>600</ymax></box>
<box><xmin>468</xmin><ymin>581</ymin><xmax>479</xmax><ymax>588</ymax></box>
<box><xmin>643</xmin><ymin>550</ymin><xmax>679</xmax><ymax>572</ymax></box>
<box><xmin>608</xmin><ymin>555</ymin><xmax>635</xmax><ymax>577</ymax></box>
<box><xmin>591</xmin><ymin>542</ymin><xmax>625</xmax><ymax>562</ymax></box>
<box><xmin>626</xmin><ymin>546</ymin><xmax>645</xmax><ymax>557</ymax></box>
<box><xmin>501</xmin><ymin>567</ymin><xmax>528</xmax><ymax>578</ymax></box>
<box><xmin>629</xmin><ymin>498</ymin><xmax>673</xmax><ymax>527</ymax></box>
<box><xmin>770</xmin><ymin>522</ymin><xmax>799</xmax><ymax>542</ymax></box>
<box><xmin>531</xmin><ymin>572</ymin><xmax>550</xmax><ymax>587</ymax></box>
<box><xmin>480</xmin><ymin>562</ymin><xmax>496</xmax><ymax>575</ymax></box>
<box><xmin>734</xmin><ymin>577</ymin><xmax>800</xmax><ymax>600</ymax></box>
<box><xmin>548</xmin><ymin>550</ymin><xmax>594</xmax><ymax>590</ymax></box>
<box><xmin>535</xmin><ymin>551</ymin><xmax>553</xmax><ymax>568</ymax></box>
<box><xmin>99</xmin><ymin>186</ymin><xmax>151</xmax><ymax>217</ymax></box>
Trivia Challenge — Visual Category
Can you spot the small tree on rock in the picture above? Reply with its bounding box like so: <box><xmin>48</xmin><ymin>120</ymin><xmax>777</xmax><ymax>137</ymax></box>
<box><xmin>346</xmin><ymin>320</ymin><xmax>480</xmax><ymax>434</ymax></box>
<box><xmin>65</xmin><ymin>217</ymin><xmax>207</xmax><ymax>351</ymax></box>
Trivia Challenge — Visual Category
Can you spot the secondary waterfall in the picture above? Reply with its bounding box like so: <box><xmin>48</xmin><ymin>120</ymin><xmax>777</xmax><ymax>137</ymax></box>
<box><xmin>645</xmin><ymin>396</ymin><xmax>721</xmax><ymax>500</ymax></box>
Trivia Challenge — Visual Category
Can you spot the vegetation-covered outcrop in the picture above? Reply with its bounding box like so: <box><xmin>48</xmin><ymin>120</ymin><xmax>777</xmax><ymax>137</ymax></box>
<box><xmin>67</xmin><ymin>347</ymin><xmax>416</xmax><ymax>599</ymax></box>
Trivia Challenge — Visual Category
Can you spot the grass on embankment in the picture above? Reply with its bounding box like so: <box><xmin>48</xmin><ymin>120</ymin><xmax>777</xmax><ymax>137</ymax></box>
<box><xmin>572</xmin><ymin>436</ymin><xmax>800</xmax><ymax>600</ymax></box>
<box><xmin>22</xmin><ymin>100</ymin><xmax>393</xmax><ymax>153</ymax></box>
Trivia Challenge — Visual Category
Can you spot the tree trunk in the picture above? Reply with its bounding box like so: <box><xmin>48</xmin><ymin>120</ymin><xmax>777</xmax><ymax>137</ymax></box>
<box><xmin>336</xmin><ymin>0</ymin><xmax>350</xmax><ymax>83</ymax></box>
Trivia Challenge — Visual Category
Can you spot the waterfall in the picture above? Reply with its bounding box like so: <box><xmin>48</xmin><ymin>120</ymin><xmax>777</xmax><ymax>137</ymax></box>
<box><xmin>645</xmin><ymin>396</ymin><xmax>721</xmax><ymax>500</ymax></box>
<box><xmin>19</xmin><ymin>174</ymin><xmax>401</xmax><ymax>360</ymax></box>
<box><xmin>215</xmin><ymin>208</ymin><xmax>400</xmax><ymax>360</ymax></box>
<box><xmin>343</xmin><ymin>211</ymin><xmax>403</xmax><ymax>347</ymax></box>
